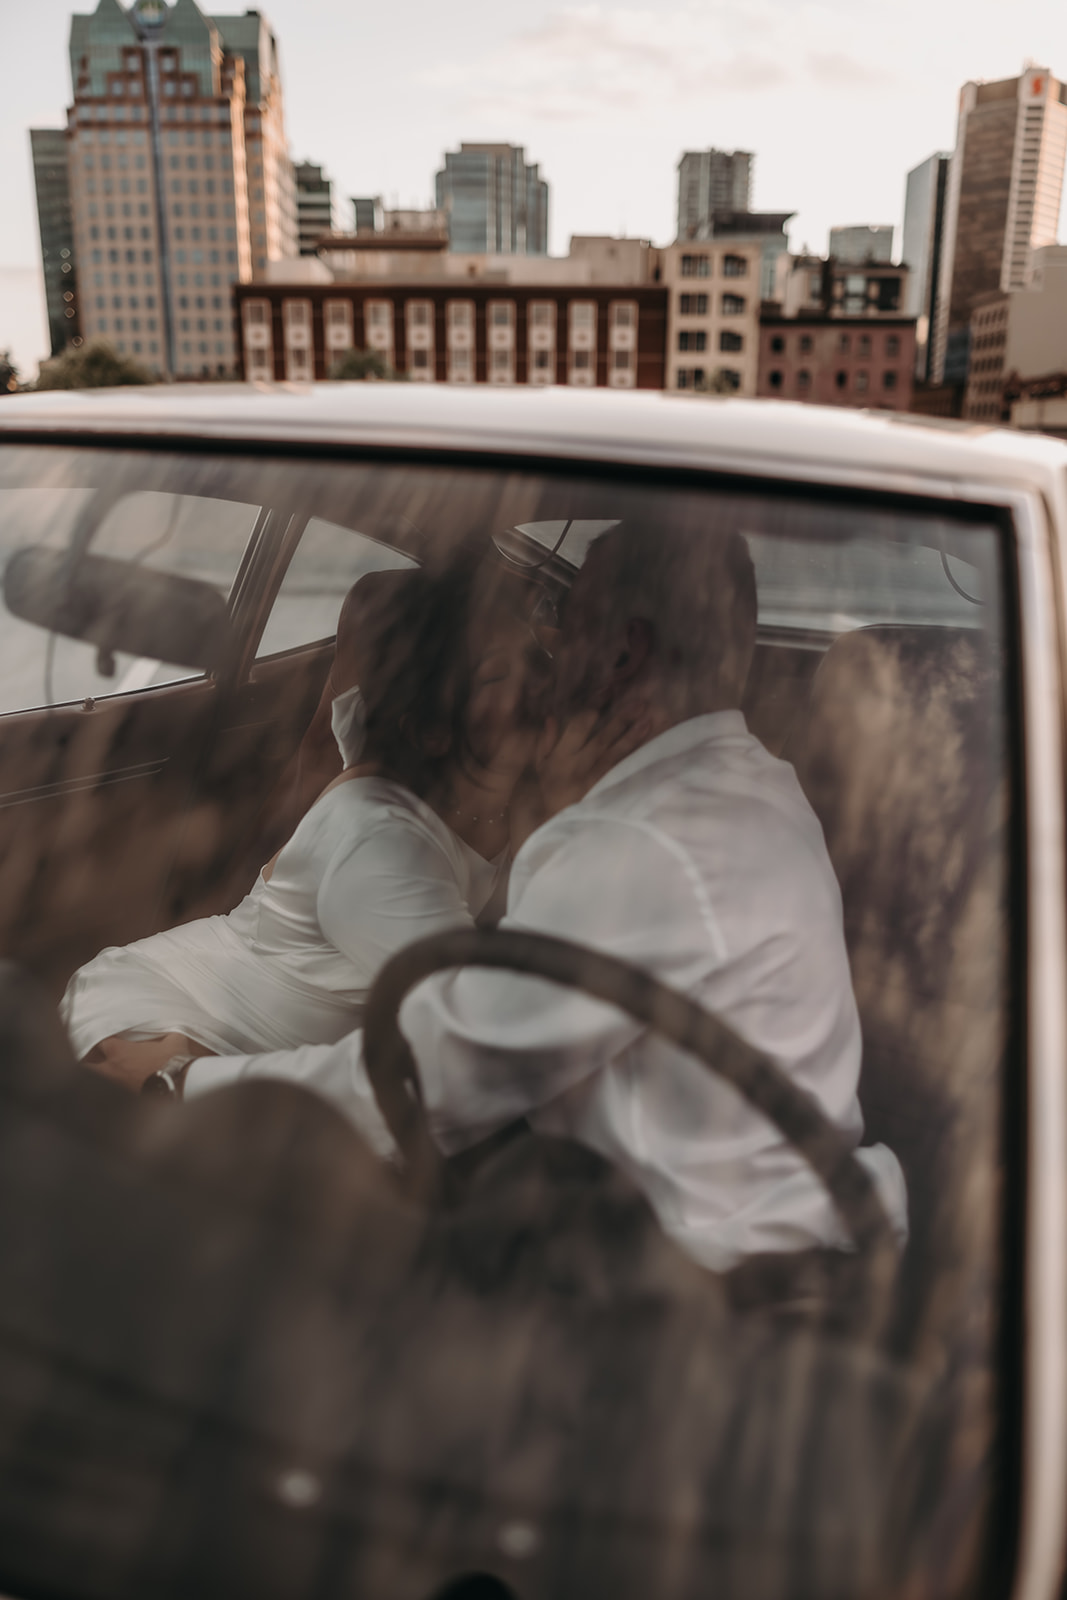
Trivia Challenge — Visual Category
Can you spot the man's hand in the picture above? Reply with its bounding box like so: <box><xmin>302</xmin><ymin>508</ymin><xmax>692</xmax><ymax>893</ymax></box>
<box><xmin>534</xmin><ymin>700</ymin><xmax>651</xmax><ymax>823</ymax></box>
<box><xmin>81</xmin><ymin>1032</ymin><xmax>210</xmax><ymax>1094</ymax></box>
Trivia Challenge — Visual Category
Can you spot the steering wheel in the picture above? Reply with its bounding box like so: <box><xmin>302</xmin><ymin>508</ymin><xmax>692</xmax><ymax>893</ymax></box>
<box><xmin>362</xmin><ymin>927</ymin><xmax>896</xmax><ymax>1259</ymax></box>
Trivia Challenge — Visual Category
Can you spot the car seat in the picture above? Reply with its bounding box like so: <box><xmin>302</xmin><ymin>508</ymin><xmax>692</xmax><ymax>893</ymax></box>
<box><xmin>789</xmin><ymin>624</ymin><xmax>1008</xmax><ymax>1356</ymax></box>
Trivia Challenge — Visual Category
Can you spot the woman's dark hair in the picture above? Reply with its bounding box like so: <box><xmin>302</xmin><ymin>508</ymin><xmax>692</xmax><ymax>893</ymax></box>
<box><xmin>358</xmin><ymin>557</ymin><xmax>538</xmax><ymax>799</ymax></box>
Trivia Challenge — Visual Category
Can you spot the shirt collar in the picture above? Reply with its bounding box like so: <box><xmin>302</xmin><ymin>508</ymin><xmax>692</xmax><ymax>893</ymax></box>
<box><xmin>583</xmin><ymin>709</ymin><xmax>750</xmax><ymax>804</ymax></box>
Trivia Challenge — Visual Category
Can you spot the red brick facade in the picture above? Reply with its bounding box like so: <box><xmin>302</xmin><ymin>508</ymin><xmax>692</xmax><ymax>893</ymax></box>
<box><xmin>235</xmin><ymin>281</ymin><xmax>668</xmax><ymax>388</ymax></box>
<box><xmin>757</xmin><ymin>317</ymin><xmax>916</xmax><ymax>409</ymax></box>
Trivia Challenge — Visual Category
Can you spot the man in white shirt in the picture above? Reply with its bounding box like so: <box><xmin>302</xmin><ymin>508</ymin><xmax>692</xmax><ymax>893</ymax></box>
<box><xmin>177</xmin><ymin>521</ymin><xmax>907</xmax><ymax>1274</ymax></box>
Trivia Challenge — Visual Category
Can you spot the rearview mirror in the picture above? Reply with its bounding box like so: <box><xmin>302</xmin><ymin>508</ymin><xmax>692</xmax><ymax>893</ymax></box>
<box><xmin>3</xmin><ymin>548</ymin><xmax>234</xmax><ymax>676</ymax></box>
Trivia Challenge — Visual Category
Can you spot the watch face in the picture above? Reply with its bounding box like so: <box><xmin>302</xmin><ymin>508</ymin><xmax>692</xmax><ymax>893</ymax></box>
<box><xmin>141</xmin><ymin>1071</ymin><xmax>177</xmax><ymax>1099</ymax></box>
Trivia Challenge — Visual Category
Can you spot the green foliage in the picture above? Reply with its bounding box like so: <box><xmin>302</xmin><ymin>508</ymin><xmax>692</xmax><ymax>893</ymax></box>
<box><xmin>0</xmin><ymin>350</ymin><xmax>20</xmax><ymax>394</ymax></box>
<box><xmin>35</xmin><ymin>340</ymin><xmax>155</xmax><ymax>390</ymax></box>
<box><xmin>327</xmin><ymin>347</ymin><xmax>403</xmax><ymax>382</ymax></box>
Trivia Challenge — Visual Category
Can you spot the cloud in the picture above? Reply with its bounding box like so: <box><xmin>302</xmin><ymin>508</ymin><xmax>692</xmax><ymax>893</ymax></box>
<box><xmin>807</xmin><ymin>50</ymin><xmax>890</xmax><ymax>88</ymax></box>
<box><xmin>418</xmin><ymin>3</ymin><xmax>892</xmax><ymax>123</ymax></box>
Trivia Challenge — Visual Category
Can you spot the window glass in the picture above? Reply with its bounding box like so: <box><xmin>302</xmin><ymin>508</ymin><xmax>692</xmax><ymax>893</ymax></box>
<box><xmin>0</xmin><ymin>443</ymin><xmax>1016</xmax><ymax>1600</ymax></box>
<box><xmin>0</xmin><ymin>484</ymin><xmax>257</xmax><ymax>712</ymax></box>
<box><xmin>256</xmin><ymin>518</ymin><xmax>417</xmax><ymax>658</ymax></box>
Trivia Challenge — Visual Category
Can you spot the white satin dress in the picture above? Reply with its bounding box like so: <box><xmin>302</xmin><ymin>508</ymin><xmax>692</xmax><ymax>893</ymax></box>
<box><xmin>63</xmin><ymin>696</ymin><xmax>503</xmax><ymax>1059</ymax></box>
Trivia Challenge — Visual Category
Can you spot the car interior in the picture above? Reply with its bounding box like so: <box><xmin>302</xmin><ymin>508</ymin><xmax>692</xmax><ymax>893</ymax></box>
<box><xmin>0</xmin><ymin>441</ymin><xmax>1015</xmax><ymax>1598</ymax></box>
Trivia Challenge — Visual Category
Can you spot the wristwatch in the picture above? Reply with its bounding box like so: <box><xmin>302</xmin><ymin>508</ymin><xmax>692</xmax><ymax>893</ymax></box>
<box><xmin>141</xmin><ymin>1054</ymin><xmax>197</xmax><ymax>1101</ymax></box>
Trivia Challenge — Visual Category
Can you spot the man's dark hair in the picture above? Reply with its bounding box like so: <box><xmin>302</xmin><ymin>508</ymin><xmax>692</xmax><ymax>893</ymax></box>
<box><xmin>585</xmin><ymin>520</ymin><xmax>757</xmax><ymax>704</ymax></box>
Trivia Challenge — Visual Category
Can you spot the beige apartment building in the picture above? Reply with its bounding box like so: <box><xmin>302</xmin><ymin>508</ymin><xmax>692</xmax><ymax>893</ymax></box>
<box><xmin>64</xmin><ymin>0</ymin><xmax>295</xmax><ymax>378</ymax></box>
<box><xmin>658</xmin><ymin>241</ymin><xmax>762</xmax><ymax>395</ymax></box>
<box><xmin>963</xmin><ymin>244</ymin><xmax>1067</xmax><ymax>422</ymax></box>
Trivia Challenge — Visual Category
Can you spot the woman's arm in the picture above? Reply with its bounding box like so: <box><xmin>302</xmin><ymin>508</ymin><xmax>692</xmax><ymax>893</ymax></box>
<box><xmin>317</xmin><ymin>818</ymin><xmax>477</xmax><ymax>977</ymax></box>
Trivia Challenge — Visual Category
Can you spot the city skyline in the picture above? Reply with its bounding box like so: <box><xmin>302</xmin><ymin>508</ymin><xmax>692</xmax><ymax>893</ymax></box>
<box><xmin>4</xmin><ymin>0</ymin><xmax>1067</xmax><ymax>377</ymax></box>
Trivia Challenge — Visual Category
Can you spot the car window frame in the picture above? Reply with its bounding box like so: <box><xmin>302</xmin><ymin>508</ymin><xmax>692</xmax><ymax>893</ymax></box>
<box><xmin>0</xmin><ymin>426</ymin><xmax>1052</xmax><ymax>1592</ymax></box>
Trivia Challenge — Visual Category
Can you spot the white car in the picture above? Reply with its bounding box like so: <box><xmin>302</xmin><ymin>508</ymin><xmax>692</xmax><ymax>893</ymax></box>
<box><xmin>0</xmin><ymin>382</ymin><xmax>1062</xmax><ymax>1600</ymax></box>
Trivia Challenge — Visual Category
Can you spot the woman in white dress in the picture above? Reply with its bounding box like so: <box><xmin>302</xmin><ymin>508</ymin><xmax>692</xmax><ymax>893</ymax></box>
<box><xmin>64</xmin><ymin>559</ymin><xmax>548</xmax><ymax>1083</ymax></box>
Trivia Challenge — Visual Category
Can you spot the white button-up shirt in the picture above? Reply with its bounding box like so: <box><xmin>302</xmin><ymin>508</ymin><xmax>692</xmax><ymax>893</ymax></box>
<box><xmin>188</xmin><ymin>712</ymin><xmax>907</xmax><ymax>1272</ymax></box>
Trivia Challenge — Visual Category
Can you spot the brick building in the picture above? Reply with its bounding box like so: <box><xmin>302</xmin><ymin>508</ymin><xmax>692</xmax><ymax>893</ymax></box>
<box><xmin>237</xmin><ymin>280</ymin><xmax>667</xmax><ymax>388</ymax></box>
<box><xmin>756</xmin><ymin>317</ymin><xmax>916</xmax><ymax>409</ymax></box>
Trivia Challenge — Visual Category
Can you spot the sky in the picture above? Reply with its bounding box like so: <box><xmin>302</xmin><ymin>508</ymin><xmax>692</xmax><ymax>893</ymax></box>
<box><xmin>2</xmin><ymin>0</ymin><xmax>1067</xmax><ymax>379</ymax></box>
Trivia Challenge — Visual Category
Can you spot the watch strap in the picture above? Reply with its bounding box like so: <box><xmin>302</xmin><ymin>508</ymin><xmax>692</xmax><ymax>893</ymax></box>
<box><xmin>141</xmin><ymin>1054</ymin><xmax>197</xmax><ymax>1100</ymax></box>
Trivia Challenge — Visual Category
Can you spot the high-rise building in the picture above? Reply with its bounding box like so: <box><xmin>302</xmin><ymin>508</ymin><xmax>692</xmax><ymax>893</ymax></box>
<box><xmin>933</xmin><ymin>65</ymin><xmax>1067</xmax><ymax>383</ymax></box>
<box><xmin>676</xmin><ymin>151</ymin><xmax>753</xmax><ymax>240</ymax></box>
<box><xmin>434</xmin><ymin>144</ymin><xmax>548</xmax><ymax>255</ymax></box>
<box><xmin>902</xmin><ymin>153</ymin><xmax>950</xmax><ymax>382</ymax></box>
<box><xmin>64</xmin><ymin>0</ymin><xmax>296</xmax><ymax>378</ymax></box>
<box><xmin>30</xmin><ymin>128</ymin><xmax>83</xmax><ymax>356</ymax></box>
<box><xmin>294</xmin><ymin>162</ymin><xmax>343</xmax><ymax>255</ymax></box>
<box><xmin>828</xmin><ymin>225</ymin><xmax>894</xmax><ymax>264</ymax></box>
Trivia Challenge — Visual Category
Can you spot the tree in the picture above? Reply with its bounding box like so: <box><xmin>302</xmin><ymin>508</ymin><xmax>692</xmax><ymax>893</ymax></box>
<box><xmin>327</xmin><ymin>347</ymin><xmax>403</xmax><ymax>382</ymax></box>
<box><xmin>35</xmin><ymin>340</ymin><xmax>155</xmax><ymax>390</ymax></box>
<box><xmin>693</xmin><ymin>368</ymin><xmax>741</xmax><ymax>396</ymax></box>
<box><xmin>0</xmin><ymin>351</ymin><xmax>20</xmax><ymax>394</ymax></box>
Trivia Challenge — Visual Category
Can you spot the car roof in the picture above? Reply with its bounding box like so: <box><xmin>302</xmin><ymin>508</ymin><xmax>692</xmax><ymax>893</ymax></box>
<box><xmin>3</xmin><ymin>383</ymin><xmax>1066</xmax><ymax>502</ymax></box>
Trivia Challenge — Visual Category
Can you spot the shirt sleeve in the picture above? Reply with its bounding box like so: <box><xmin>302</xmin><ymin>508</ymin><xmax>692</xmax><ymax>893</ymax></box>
<box><xmin>184</xmin><ymin>1031</ymin><xmax>396</xmax><ymax>1158</ymax></box>
<box><xmin>316</xmin><ymin>816</ymin><xmax>476</xmax><ymax>974</ymax></box>
<box><xmin>400</xmin><ymin>815</ymin><xmax>716</xmax><ymax>1153</ymax></box>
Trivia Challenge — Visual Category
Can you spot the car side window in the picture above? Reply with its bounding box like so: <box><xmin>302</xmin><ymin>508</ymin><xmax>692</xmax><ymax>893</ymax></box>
<box><xmin>255</xmin><ymin>517</ymin><xmax>417</xmax><ymax>660</ymax></box>
<box><xmin>0</xmin><ymin>488</ymin><xmax>259</xmax><ymax>714</ymax></box>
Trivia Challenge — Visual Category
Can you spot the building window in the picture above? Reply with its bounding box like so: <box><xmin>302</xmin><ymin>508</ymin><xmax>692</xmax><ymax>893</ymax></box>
<box><xmin>858</xmin><ymin>335</ymin><xmax>871</xmax><ymax>359</ymax></box>
<box><xmin>722</xmin><ymin>254</ymin><xmax>748</xmax><ymax>277</ymax></box>
<box><xmin>883</xmin><ymin>370</ymin><xmax>898</xmax><ymax>390</ymax></box>
<box><xmin>719</xmin><ymin>330</ymin><xmax>743</xmax><ymax>352</ymax></box>
<box><xmin>679</xmin><ymin>293</ymin><xmax>708</xmax><ymax>315</ymax></box>
<box><xmin>719</xmin><ymin>369</ymin><xmax>741</xmax><ymax>390</ymax></box>
<box><xmin>323</xmin><ymin>298</ymin><xmax>353</xmax><ymax>355</ymax></box>
<box><xmin>855</xmin><ymin>370</ymin><xmax>869</xmax><ymax>392</ymax></box>
<box><xmin>678</xmin><ymin>330</ymin><xmax>707</xmax><ymax>352</ymax></box>
<box><xmin>286</xmin><ymin>344</ymin><xmax>312</xmax><ymax>381</ymax></box>
<box><xmin>535</xmin><ymin>349</ymin><xmax>552</xmax><ymax>369</ymax></box>
<box><xmin>570</xmin><ymin>301</ymin><xmax>595</xmax><ymax>330</ymax></box>
<box><xmin>613</xmin><ymin>348</ymin><xmax>631</xmax><ymax>369</ymax></box>
<box><xmin>680</xmin><ymin>255</ymin><xmax>711</xmax><ymax>278</ymax></box>
<box><xmin>835</xmin><ymin>370</ymin><xmax>848</xmax><ymax>389</ymax></box>
<box><xmin>770</xmin><ymin>335</ymin><xmax>785</xmax><ymax>353</ymax></box>
<box><xmin>411</xmin><ymin>348</ymin><xmax>429</xmax><ymax>369</ymax></box>
<box><xmin>490</xmin><ymin>301</ymin><xmax>514</xmax><ymax>328</ymax></box>
<box><xmin>886</xmin><ymin>334</ymin><xmax>900</xmax><ymax>357</ymax></box>
<box><xmin>529</xmin><ymin>301</ymin><xmax>555</xmax><ymax>328</ymax></box>
<box><xmin>721</xmin><ymin>294</ymin><xmax>746</xmax><ymax>316</ymax></box>
<box><xmin>573</xmin><ymin>349</ymin><xmax>591</xmax><ymax>369</ymax></box>
<box><xmin>838</xmin><ymin>333</ymin><xmax>850</xmax><ymax>353</ymax></box>
<box><xmin>409</xmin><ymin>301</ymin><xmax>431</xmax><ymax>328</ymax></box>
<box><xmin>611</xmin><ymin>302</ymin><xmax>634</xmax><ymax>328</ymax></box>
<box><xmin>769</xmin><ymin>370</ymin><xmax>783</xmax><ymax>389</ymax></box>
<box><xmin>797</xmin><ymin>369</ymin><xmax>812</xmax><ymax>391</ymax></box>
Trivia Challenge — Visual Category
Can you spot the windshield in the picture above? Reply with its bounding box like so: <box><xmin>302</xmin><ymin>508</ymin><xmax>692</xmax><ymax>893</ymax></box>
<box><xmin>0</xmin><ymin>444</ymin><xmax>1014</xmax><ymax>1600</ymax></box>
